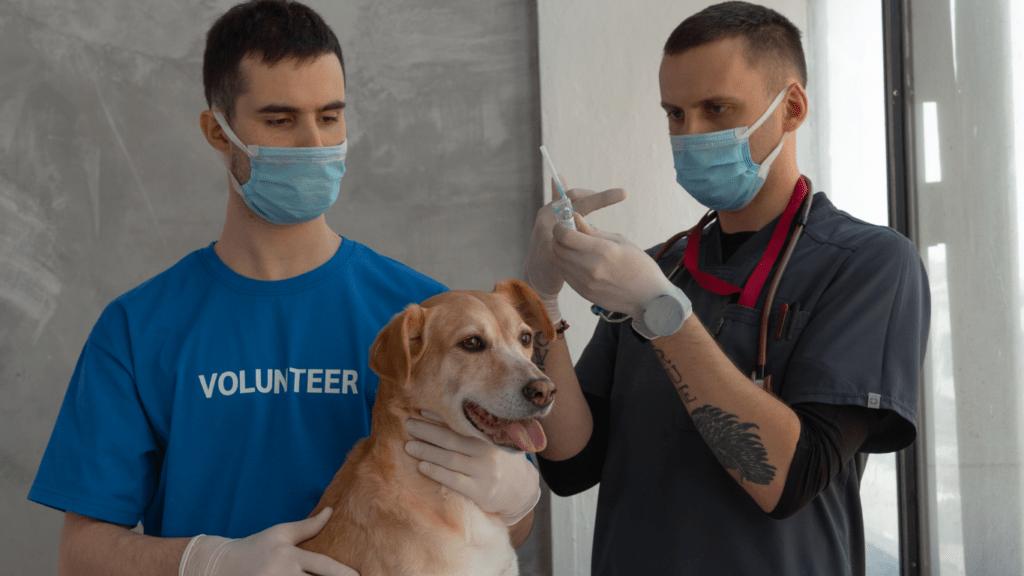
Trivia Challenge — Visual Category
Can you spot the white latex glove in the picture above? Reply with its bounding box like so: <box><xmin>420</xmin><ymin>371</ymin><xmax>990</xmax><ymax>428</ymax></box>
<box><xmin>524</xmin><ymin>178</ymin><xmax>627</xmax><ymax>319</ymax></box>
<box><xmin>404</xmin><ymin>418</ymin><xmax>541</xmax><ymax>526</ymax></box>
<box><xmin>179</xmin><ymin>507</ymin><xmax>359</xmax><ymax>576</ymax></box>
<box><xmin>551</xmin><ymin>213</ymin><xmax>678</xmax><ymax>319</ymax></box>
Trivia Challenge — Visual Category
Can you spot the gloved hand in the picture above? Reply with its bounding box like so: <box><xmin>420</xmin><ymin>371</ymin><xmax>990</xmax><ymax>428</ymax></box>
<box><xmin>404</xmin><ymin>417</ymin><xmax>541</xmax><ymax>526</ymax></box>
<box><xmin>524</xmin><ymin>178</ymin><xmax>627</xmax><ymax>319</ymax></box>
<box><xmin>179</xmin><ymin>507</ymin><xmax>359</xmax><ymax>576</ymax></box>
<box><xmin>551</xmin><ymin>213</ymin><xmax>678</xmax><ymax>319</ymax></box>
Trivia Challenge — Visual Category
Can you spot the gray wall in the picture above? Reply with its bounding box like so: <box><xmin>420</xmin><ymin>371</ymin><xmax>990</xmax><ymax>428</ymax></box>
<box><xmin>0</xmin><ymin>0</ymin><xmax>546</xmax><ymax>573</ymax></box>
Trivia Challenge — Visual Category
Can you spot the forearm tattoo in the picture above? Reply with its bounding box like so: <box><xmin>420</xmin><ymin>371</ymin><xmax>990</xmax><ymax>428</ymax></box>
<box><xmin>653</xmin><ymin>345</ymin><xmax>696</xmax><ymax>404</ymax></box>
<box><xmin>691</xmin><ymin>405</ymin><xmax>777</xmax><ymax>486</ymax></box>
<box><xmin>531</xmin><ymin>329</ymin><xmax>563</xmax><ymax>372</ymax></box>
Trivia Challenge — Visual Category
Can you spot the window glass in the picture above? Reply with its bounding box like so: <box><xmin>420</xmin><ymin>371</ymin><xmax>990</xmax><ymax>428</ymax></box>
<box><xmin>911</xmin><ymin>0</ymin><xmax>1024</xmax><ymax>574</ymax></box>
<box><xmin>809</xmin><ymin>1</ymin><xmax>898</xmax><ymax>573</ymax></box>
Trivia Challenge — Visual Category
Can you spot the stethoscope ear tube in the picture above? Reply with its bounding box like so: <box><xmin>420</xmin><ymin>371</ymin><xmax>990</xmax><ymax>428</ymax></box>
<box><xmin>651</xmin><ymin>187</ymin><xmax>814</xmax><ymax>394</ymax></box>
<box><xmin>754</xmin><ymin>192</ymin><xmax>814</xmax><ymax>392</ymax></box>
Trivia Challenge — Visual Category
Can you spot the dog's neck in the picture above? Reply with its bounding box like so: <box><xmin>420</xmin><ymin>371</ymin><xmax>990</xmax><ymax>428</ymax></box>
<box><xmin>367</xmin><ymin>380</ymin><xmax>453</xmax><ymax>480</ymax></box>
<box><xmin>355</xmin><ymin>380</ymin><xmax>471</xmax><ymax>530</ymax></box>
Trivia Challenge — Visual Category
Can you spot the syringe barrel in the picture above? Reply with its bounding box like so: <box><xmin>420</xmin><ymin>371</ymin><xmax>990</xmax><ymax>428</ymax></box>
<box><xmin>552</xmin><ymin>196</ymin><xmax>576</xmax><ymax>229</ymax></box>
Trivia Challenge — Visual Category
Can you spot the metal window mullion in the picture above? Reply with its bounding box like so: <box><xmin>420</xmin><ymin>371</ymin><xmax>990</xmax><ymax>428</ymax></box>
<box><xmin>882</xmin><ymin>1</ymin><xmax>928</xmax><ymax>576</ymax></box>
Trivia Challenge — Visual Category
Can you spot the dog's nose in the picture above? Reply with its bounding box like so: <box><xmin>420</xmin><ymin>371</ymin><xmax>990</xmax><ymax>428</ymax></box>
<box><xmin>522</xmin><ymin>379</ymin><xmax>556</xmax><ymax>407</ymax></box>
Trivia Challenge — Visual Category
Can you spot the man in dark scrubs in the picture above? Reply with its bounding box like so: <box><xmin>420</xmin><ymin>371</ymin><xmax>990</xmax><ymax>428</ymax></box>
<box><xmin>524</xmin><ymin>2</ymin><xmax>930</xmax><ymax>574</ymax></box>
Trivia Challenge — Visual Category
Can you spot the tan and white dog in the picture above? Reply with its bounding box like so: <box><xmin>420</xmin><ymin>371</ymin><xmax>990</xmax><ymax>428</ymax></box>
<box><xmin>299</xmin><ymin>279</ymin><xmax>555</xmax><ymax>576</ymax></box>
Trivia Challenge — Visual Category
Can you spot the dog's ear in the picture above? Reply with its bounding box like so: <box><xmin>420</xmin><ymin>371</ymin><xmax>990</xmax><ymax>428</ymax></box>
<box><xmin>369</xmin><ymin>304</ymin><xmax>428</xmax><ymax>383</ymax></box>
<box><xmin>494</xmin><ymin>279</ymin><xmax>556</xmax><ymax>341</ymax></box>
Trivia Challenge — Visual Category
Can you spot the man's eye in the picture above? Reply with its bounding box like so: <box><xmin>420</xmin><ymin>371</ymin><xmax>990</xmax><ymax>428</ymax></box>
<box><xmin>266</xmin><ymin>118</ymin><xmax>289</xmax><ymax>127</ymax></box>
<box><xmin>667</xmin><ymin>109</ymin><xmax>683</xmax><ymax>121</ymax></box>
<box><xmin>321</xmin><ymin>115</ymin><xmax>340</xmax><ymax>124</ymax></box>
<box><xmin>459</xmin><ymin>336</ymin><xmax>485</xmax><ymax>352</ymax></box>
<box><xmin>707</xmin><ymin>104</ymin><xmax>728</xmax><ymax>115</ymax></box>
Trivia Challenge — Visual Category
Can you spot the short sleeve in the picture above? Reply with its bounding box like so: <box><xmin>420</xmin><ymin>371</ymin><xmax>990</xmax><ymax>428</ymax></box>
<box><xmin>28</xmin><ymin>302</ymin><xmax>162</xmax><ymax>526</ymax></box>
<box><xmin>782</xmin><ymin>230</ymin><xmax>930</xmax><ymax>453</ymax></box>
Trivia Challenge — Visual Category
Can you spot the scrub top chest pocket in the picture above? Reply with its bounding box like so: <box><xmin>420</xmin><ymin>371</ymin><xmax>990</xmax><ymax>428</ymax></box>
<box><xmin>706</xmin><ymin>301</ymin><xmax>811</xmax><ymax>400</ymax></box>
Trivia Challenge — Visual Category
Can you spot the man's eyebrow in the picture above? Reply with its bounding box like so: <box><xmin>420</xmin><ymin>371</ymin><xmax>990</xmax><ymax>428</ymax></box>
<box><xmin>699</xmin><ymin>95</ymin><xmax>739</xmax><ymax>105</ymax></box>
<box><xmin>661</xmin><ymin>96</ymin><xmax>738</xmax><ymax>110</ymax></box>
<box><xmin>255</xmin><ymin>101</ymin><xmax>346</xmax><ymax>114</ymax></box>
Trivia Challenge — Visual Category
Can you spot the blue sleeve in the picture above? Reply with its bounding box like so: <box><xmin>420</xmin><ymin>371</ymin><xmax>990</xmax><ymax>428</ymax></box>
<box><xmin>782</xmin><ymin>230</ymin><xmax>930</xmax><ymax>453</ymax></box>
<box><xmin>28</xmin><ymin>302</ymin><xmax>161</xmax><ymax>526</ymax></box>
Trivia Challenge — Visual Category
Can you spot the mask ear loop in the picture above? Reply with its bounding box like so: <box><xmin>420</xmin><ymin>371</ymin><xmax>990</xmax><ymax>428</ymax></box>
<box><xmin>211</xmin><ymin>110</ymin><xmax>257</xmax><ymax>200</ymax></box>
<box><xmin>212</xmin><ymin>110</ymin><xmax>258</xmax><ymax>157</ymax></box>
<box><xmin>757</xmin><ymin>131</ymin><xmax>792</xmax><ymax>178</ymax></box>
<box><xmin>738</xmin><ymin>86</ymin><xmax>791</xmax><ymax>139</ymax></box>
<box><xmin>737</xmin><ymin>87</ymin><xmax>793</xmax><ymax>179</ymax></box>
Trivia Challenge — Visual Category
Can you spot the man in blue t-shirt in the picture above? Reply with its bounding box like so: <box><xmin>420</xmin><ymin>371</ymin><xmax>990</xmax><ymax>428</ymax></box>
<box><xmin>522</xmin><ymin>2</ymin><xmax>929</xmax><ymax>575</ymax></box>
<box><xmin>28</xmin><ymin>2</ymin><xmax>541</xmax><ymax>574</ymax></box>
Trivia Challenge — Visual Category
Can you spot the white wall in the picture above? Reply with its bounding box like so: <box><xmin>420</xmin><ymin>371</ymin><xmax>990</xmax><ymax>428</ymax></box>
<box><xmin>536</xmin><ymin>1</ymin><xmax>810</xmax><ymax>573</ymax></box>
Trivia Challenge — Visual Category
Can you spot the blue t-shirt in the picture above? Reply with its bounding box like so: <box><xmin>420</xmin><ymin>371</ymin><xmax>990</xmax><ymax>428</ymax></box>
<box><xmin>29</xmin><ymin>238</ymin><xmax>447</xmax><ymax>538</ymax></box>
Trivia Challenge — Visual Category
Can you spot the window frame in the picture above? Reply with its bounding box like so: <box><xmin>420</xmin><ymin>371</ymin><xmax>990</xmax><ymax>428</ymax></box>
<box><xmin>882</xmin><ymin>1</ymin><xmax>928</xmax><ymax>574</ymax></box>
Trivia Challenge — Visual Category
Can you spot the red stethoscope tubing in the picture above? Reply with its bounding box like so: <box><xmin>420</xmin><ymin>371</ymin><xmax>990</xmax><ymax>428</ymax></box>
<box><xmin>653</xmin><ymin>184</ymin><xmax>814</xmax><ymax>393</ymax></box>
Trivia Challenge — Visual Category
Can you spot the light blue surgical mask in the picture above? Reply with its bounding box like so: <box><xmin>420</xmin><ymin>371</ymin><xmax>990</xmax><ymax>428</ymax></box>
<box><xmin>671</xmin><ymin>87</ymin><xmax>791</xmax><ymax>212</ymax></box>
<box><xmin>213</xmin><ymin>110</ymin><xmax>347</xmax><ymax>225</ymax></box>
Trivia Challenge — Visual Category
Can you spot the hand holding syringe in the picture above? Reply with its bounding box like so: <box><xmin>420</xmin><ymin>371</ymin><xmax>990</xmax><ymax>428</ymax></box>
<box><xmin>539</xmin><ymin>146</ymin><xmax>576</xmax><ymax>230</ymax></box>
<box><xmin>539</xmin><ymin>145</ymin><xmax>623</xmax><ymax>319</ymax></box>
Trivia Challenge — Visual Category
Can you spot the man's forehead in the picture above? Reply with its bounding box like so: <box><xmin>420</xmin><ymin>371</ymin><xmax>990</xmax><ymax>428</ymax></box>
<box><xmin>236</xmin><ymin>53</ymin><xmax>345</xmax><ymax>110</ymax></box>
<box><xmin>661</xmin><ymin>38</ymin><xmax>768</xmax><ymax>101</ymax></box>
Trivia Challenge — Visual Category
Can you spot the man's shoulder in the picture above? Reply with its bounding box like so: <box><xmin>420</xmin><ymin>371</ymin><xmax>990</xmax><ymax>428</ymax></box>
<box><xmin>344</xmin><ymin>239</ymin><xmax>449</xmax><ymax>298</ymax></box>
<box><xmin>804</xmin><ymin>193</ymin><xmax>914</xmax><ymax>256</ymax></box>
<box><xmin>107</xmin><ymin>246</ymin><xmax>209</xmax><ymax>311</ymax></box>
<box><xmin>82</xmin><ymin>246</ymin><xmax>211</xmax><ymax>350</ymax></box>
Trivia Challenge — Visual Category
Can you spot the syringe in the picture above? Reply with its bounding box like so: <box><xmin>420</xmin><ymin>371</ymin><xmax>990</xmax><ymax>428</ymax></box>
<box><xmin>539</xmin><ymin>145</ymin><xmax>616</xmax><ymax>319</ymax></box>
<box><xmin>539</xmin><ymin>145</ymin><xmax>576</xmax><ymax>230</ymax></box>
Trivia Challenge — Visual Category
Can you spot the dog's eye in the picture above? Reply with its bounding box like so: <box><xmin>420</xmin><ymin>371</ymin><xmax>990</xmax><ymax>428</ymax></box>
<box><xmin>459</xmin><ymin>336</ymin><xmax>485</xmax><ymax>352</ymax></box>
<box><xmin>520</xmin><ymin>332</ymin><xmax>532</xmax><ymax>347</ymax></box>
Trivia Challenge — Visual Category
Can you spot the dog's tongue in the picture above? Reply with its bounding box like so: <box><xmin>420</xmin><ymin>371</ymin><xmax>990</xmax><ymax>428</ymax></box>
<box><xmin>504</xmin><ymin>418</ymin><xmax>547</xmax><ymax>452</ymax></box>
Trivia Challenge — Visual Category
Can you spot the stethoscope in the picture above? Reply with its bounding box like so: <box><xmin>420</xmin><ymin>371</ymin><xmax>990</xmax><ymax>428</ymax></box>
<box><xmin>595</xmin><ymin>180</ymin><xmax>814</xmax><ymax>394</ymax></box>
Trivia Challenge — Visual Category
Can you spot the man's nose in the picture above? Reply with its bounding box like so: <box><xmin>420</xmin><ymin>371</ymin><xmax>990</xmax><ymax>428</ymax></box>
<box><xmin>522</xmin><ymin>378</ymin><xmax>556</xmax><ymax>408</ymax></box>
<box><xmin>298</xmin><ymin>118</ymin><xmax>324</xmax><ymax>147</ymax></box>
<box><xmin>681</xmin><ymin>117</ymin><xmax>714</xmax><ymax>136</ymax></box>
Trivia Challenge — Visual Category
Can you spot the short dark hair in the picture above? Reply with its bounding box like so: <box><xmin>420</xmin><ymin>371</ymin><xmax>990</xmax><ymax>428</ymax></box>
<box><xmin>664</xmin><ymin>1</ymin><xmax>806</xmax><ymax>94</ymax></box>
<box><xmin>203</xmin><ymin>0</ymin><xmax>345</xmax><ymax>122</ymax></box>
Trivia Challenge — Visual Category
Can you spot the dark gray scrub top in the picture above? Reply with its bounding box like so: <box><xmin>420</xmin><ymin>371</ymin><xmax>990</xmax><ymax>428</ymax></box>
<box><xmin>575</xmin><ymin>192</ymin><xmax>930</xmax><ymax>575</ymax></box>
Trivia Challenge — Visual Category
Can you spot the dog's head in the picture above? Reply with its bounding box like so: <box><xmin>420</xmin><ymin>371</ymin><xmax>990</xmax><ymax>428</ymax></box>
<box><xmin>369</xmin><ymin>279</ymin><xmax>556</xmax><ymax>453</ymax></box>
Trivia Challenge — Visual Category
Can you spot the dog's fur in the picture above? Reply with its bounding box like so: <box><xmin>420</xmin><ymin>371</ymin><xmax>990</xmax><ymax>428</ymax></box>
<box><xmin>299</xmin><ymin>279</ymin><xmax>555</xmax><ymax>576</ymax></box>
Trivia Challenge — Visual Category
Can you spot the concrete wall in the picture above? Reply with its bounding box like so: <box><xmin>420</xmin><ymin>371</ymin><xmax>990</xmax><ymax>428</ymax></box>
<box><xmin>0</xmin><ymin>1</ymin><xmax>545</xmax><ymax>573</ymax></box>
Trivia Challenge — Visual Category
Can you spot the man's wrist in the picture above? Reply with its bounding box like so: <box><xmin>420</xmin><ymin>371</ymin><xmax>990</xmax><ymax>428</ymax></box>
<box><xmin>540</xmin><ymin>297</ymin><xmax>560</xmax><ymax>324</ymax></box>
<box><xmin>500</xmin><ymin>482</ymin><xmax>541</xmax><ymax>526</ymax></box>
<box><xmin>179</xmin><ymin>534</ymin><xmax>228</xmax><ymax>576</ymax></box>
<box><xmin>632</xmin><ymin>287</ymin><xmax>691</xmax><ymax>340</ymax></box>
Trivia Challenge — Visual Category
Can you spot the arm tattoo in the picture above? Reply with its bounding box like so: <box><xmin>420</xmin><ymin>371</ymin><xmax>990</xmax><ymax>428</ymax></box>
<box><xmin>531</xmin><ymin>329</ymin><xmax>561</xmax><ymax>372</ymax></box>
<box><xmin>653</xmin><ymin>345</ymin><xmax>696</xmax><ymax>403</ymax></box>
<box><xmin>691</xmin><ymin>405</ymin><xmax>776</xmax><ymax>485</ymax></box>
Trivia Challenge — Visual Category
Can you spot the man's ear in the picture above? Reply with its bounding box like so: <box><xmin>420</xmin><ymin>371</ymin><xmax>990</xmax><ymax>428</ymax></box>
<box><xmin>782</xmin><ymin>83</ymin><xmax>809</xmax><ymax>132</ymax></box>
<box><xmin>494</xmin><ymin>279</ymin><xmax>556</xmax><ymax>340</ymax></box>
<box><xmin>369</xmin><ymin>304</ymin><xmax>428</xmax><ymax>383</ymax></box>
<box><xmin>199</xmin><ymin>109</ymin><xmax>231</xmax><ymax>156</ymax></box>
